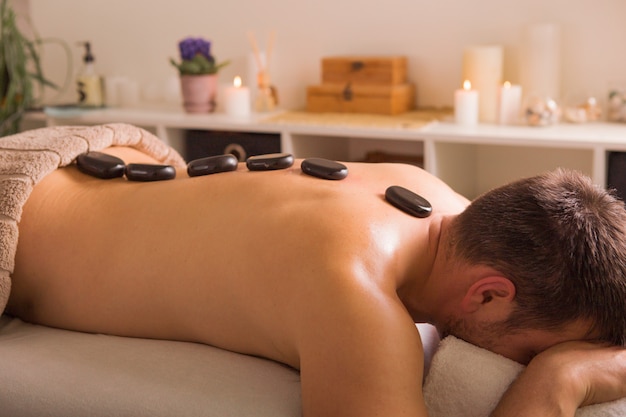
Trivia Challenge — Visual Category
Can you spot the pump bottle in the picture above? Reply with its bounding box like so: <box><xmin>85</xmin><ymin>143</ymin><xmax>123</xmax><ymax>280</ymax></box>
<box><xmin>77</xmin><ymin>42</ymin><xmax>104</xmax><ymax>107</ymax></box>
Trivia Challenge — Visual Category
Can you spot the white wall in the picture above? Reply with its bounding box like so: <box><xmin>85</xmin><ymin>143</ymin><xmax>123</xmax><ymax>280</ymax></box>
<box><xmin>24</xmin><ymin>0</ymin><xmax>626</xmax><ymax>111</ymax></box>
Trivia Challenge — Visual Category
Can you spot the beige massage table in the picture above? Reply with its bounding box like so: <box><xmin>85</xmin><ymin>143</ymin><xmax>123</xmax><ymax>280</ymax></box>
<box><xmin>0</xmin><ymin>314</ymin><xmax>302</xmax><ymax>416</ymax></box>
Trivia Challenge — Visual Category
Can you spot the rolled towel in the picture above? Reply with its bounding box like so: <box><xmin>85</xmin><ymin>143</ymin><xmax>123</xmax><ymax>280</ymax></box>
<box><xmin>423</xmin><ymin>336</ymin><xmax>626</xmax><ymax>417</ymax></box>
<box><xmin>0</xmin><ymin>123</ymin><xmax>186</xmax><ymax>314</ymax></box>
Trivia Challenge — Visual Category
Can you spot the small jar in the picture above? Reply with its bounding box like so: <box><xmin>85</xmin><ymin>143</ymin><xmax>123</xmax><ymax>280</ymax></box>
<box><xmin>608</xmin><ymin>89</ymin><xmax>626</xmax><ymax>123</ymax></box>
<box><xmin>524</xmin><ymin>95</ymin><xmax>561</xmax><ymax>126</ymax></box>
<box><xmin>563</xmin><ymin>95</ymin><xmax>602</xmax><ymax>123</ymax></box>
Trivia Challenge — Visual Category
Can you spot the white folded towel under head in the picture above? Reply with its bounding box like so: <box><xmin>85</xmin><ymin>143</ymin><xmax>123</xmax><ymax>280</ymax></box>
<box><xmin>423</xmin><ymin>336</ymin><xmax>626</xmax><ymax>417</ymax></box>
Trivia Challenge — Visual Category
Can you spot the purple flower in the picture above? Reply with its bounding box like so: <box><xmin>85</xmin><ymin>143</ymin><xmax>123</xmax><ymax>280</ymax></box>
<box><xmin>170</xmin><ymin>36</ymin><xmax>228</xmax><ymax>75</ymax></box>
<box><xmin>178</xmin><ymin>37</ymin><xmax>211</xmax><ymax>61</ymax></box>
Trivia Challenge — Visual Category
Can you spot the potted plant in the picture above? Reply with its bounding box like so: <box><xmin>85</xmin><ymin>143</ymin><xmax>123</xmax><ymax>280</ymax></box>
<box><xmin>170</xmin><ymin>37</ymin><xmax>229</xmax><ymax>113</ymax></box>
<box><xmin>0</xmin><ymin>0</ymin><xmax>60</xmax><ymax>136</ymax></box>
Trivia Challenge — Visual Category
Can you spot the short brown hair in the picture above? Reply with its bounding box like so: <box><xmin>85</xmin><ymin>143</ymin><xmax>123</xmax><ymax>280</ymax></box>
<box><xmin>450</xmin><ymin>169</ymin><xmax>626</xmax><ymax>345</ymax></box>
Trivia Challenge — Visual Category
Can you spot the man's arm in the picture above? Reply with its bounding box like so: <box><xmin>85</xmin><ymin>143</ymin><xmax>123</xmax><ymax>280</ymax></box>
<box><xmin>491</xmin><ymin>341</ymin><xmax>626</xmax><ymax>417</ymax></box>
<box><xmin>296</xmin><ymin>283</ymin><xmax>429</xmax><ymax>417</ymax></box>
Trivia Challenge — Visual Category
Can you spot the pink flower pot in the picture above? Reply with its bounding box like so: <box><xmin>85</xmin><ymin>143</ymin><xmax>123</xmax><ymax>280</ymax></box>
<box><xmin>180</xmin><ymin>74</ymin><xmax>218</xmax><ymax>113</ymax></box>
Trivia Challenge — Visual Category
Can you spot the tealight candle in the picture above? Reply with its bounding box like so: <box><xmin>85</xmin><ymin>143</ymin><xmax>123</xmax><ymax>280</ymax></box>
<box><xmin>454</xmin><ymin>80</ymin><xmax>479</xmax><ymax>126</ymax></box>
<box><xmin>498</xmin><ymin>81</ymin><xmax>522</xmax><ymax>125</ymax></box>
<box><xmin>225</xmin><ymin>76</ymin><xmax>251</xmax><ymax>118</ymax></box>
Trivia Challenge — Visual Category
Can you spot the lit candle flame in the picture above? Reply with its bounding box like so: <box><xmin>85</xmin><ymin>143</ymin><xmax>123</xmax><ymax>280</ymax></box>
<box><xmin>503</xmin><ymin>81</ymin><xmax>511</xmax><ymax>88</ymax></box>
<box><xmin>463</xmin><ymin>80</ymin><xmax>472</xmax><ymax>90</ymax></box>
<box><xmin>233</xmin><ymin>76</ymin><xmax>242</xmax><ymax>88</ymax></box>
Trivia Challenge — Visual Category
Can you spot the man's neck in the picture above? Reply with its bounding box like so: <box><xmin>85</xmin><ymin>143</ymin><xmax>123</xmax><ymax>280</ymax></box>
<box><xmin>397</xmin><ymin>215</ymin><xmax>456</xmax><ymax>325</ymax></box>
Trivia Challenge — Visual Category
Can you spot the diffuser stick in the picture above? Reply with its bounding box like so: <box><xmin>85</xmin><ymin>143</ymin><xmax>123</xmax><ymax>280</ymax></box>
<box><xmin>247</xmin><ymin>31</ymin><xmax>264</xmax><ymax>71</ymax></box>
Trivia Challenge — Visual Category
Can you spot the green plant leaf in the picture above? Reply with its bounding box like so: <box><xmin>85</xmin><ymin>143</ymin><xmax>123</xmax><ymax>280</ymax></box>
<box><xmin>0</xmin><ymin>0</ymin><xmax>67</xmax><ymax>135</ymax></box>
<box><xmin>170</xmin><ymin>54</ymin><xmax>230</xmax><ymax>75</ymax></box>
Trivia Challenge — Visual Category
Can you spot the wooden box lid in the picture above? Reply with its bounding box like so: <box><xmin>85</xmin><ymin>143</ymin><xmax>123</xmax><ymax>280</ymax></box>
<box><xmin>321</xmin><ymin>56</ymin><xmax>408</xmax><ymax>86</ymax></box>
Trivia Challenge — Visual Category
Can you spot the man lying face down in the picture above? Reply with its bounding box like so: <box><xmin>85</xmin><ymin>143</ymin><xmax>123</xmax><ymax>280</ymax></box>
<box><xmin>6</xmin><ymin>146</ymin><xmax>626</xmax><ymax>417</ymax></box>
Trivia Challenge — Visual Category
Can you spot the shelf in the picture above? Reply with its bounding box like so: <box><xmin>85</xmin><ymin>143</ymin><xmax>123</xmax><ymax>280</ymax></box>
<box><xmin>421</xmin><ymin>121</ymin><xmax>626</xmax><ymax>150</ymax></box>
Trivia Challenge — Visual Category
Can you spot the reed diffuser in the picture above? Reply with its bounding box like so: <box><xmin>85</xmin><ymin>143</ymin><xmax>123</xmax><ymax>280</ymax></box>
<box><xmin>248</xmin><ymin>31</ymin><xmax>277</xmax><ymax>112</ymax></box>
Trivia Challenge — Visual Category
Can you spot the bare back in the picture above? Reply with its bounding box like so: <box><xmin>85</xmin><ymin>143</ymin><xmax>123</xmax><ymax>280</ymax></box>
<box><xmin>8</xmin><ymin>147</ymin><xmax>468</xmax><ymax>416</ymax></box>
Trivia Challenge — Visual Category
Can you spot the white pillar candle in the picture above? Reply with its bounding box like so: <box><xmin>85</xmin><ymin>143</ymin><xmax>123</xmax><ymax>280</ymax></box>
<box><xmin>462</xmin><ymin>45</ymin><xmax>503</xmax><ymax>123</ymax></box>
<box><xmin>225</xmin><ymin>76</ymin><xmax>251</xmax><ymax>118</ymax></box>
<box><xmin>498</xmin><ymin>81</ymin><xmax>522</xmax><ymax>125</ymax></box>
<box><xmin>455</xmin><ymin>80</ymin><xmax>479</xmax><ymax>126</ymax></box>
<box><xmin>520</xmin><ymin>23</ymin><xmax>561</xmax><ymax>101</ymax></box>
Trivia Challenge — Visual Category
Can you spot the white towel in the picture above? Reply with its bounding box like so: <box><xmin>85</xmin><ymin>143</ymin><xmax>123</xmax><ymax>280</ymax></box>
<box><xmin>423</xmin><ymin>336</ymin><xmax>626</xmax><ymax>417</ymax></box>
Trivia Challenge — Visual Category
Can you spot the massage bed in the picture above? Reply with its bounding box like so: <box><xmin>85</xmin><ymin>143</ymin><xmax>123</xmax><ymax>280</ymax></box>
<box><xmin>1</xmin><ymin>314</ymin><xmax>623</xmax><ymax>417</ymax></box>
<box><xmin>0</xmin><ymin>124</ymin><xmax>624</xmax><ymax>416</ymax></box>
<box><xmin>0</xmin><ymin>314</ymin><xmax>303</xmax><ymax>416</ymax></box>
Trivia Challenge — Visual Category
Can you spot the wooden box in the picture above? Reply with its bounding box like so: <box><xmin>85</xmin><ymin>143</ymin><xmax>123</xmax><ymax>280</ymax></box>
<box><xmin>306</xmin><ymin>83</ymin><xmax>415</xmax><ymax>115</ymax></box>
<box><xmin>321</xmin><ymin>56</ymin><xmax>407</xmax><ymax>86</ymax></box>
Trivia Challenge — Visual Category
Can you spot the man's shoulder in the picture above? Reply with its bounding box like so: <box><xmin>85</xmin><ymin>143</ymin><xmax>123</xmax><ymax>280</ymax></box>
<box><xmin>293</xmin><ymin>267</ymin><xmax>419</xmax><ymax>348</ymax></box>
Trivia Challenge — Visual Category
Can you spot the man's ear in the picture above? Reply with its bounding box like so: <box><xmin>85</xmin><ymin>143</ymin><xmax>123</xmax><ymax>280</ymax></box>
<box><xmin>460</xmin><ymin>276</ymin><xmax>516</xmax><ymax>314</ymax></box>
